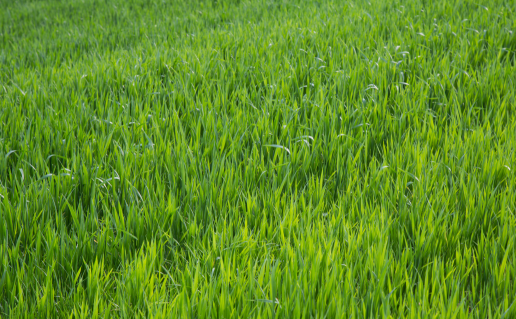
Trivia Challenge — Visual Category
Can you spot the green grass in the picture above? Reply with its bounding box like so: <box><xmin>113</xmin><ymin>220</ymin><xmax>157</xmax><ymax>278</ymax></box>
<box><xmin>1</xmin><ymin>0</ymin><xmax>515</xmax><ymax>317</ymax></box>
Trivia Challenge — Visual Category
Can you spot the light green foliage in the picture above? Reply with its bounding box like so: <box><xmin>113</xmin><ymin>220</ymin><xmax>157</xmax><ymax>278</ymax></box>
<box><xmin>1</xmin><ymin>0</ymin><xmax>515</xmax><ymax>317</ymax></box>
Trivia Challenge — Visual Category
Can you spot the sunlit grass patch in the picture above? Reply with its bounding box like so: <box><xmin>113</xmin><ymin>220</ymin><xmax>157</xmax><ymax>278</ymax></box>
<box><xmin>0</xmin><ymin>0</ymin><xmax>515</xmax><ymax>317</ymax></box>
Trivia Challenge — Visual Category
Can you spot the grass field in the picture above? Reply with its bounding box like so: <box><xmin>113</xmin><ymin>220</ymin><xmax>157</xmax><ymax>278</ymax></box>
<box><xmin>1</xmin><ymin>0</ymin><xmax>516</xmax><ymax>317</ymax></box>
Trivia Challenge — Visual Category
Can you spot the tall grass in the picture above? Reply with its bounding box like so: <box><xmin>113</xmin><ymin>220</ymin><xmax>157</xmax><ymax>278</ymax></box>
<box><xmin>1</xmin><ymin>0</ymin><xmax>515</xmax><ymax>317</ymax></box>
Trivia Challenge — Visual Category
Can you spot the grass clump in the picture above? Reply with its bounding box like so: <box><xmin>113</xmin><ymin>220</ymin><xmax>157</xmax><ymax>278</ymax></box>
<box><xmin>1</xmin><ymin>0</ymin><xmax>515</xmax><ymax>317</ymax></box>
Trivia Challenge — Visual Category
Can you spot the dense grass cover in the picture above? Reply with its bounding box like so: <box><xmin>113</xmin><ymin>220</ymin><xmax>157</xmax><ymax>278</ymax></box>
<box><xmin>1</xmin><ymin>0</ymin><xmax>515</xmax><ymax>317</ymax></box>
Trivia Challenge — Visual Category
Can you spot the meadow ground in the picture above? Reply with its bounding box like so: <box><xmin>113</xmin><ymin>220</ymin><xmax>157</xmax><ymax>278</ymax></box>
<box><xmin>1</xmin><ymin>0</ymin><xmax>515</xmax><ymax>317</ymax></box>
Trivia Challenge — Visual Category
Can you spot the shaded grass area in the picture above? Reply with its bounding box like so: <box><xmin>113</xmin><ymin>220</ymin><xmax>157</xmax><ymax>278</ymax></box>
<box><xmin>1</xmin><ymin>0</ymin><xmax>515</xmax><ymax>317</ymax></box>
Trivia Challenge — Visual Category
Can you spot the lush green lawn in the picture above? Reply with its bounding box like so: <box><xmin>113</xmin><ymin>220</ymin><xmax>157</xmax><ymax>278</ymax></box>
<box><xmin>1</xmin><ymin>0</ymin><xmax>515</xmax><ymax>317</ymax></box>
